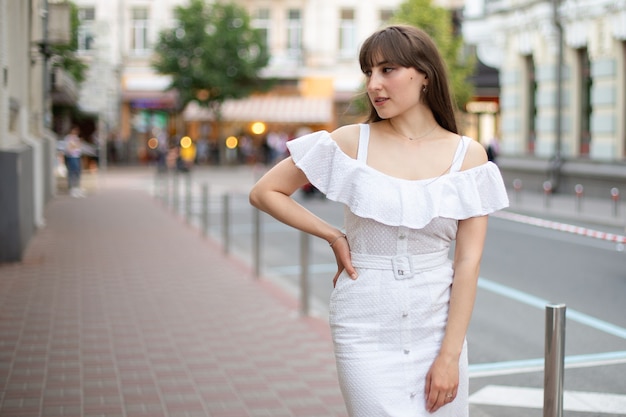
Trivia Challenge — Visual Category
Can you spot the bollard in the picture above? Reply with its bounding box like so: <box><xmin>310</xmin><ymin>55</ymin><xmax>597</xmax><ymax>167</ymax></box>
<box><xmin>299</xmin><ymin>232</ymin><xmax>311</xmax><ymax>316</ymax></box>
<box><xmin>543</xmin><ymin>304</ymin><xmax>566</xmax><ymax>417</ymax></box>
<box><xmin>253</xmin><ymin>208</ymin><xmax>261</xmax><ymax>278</ymax></box>
<box><xmin>173</xmin><ymin>171</ymin><xmax>180</xmax><ymax>214</ymax></box>
<box><xmin>543</xmin><ymin>181</ymin><xmax>553</xmax><ymax>209</ymax></box>
<box><xmin>185</xmin><ymin>174</ymin><xmax>192</xmax><ymax>223</ymax></box>
<box><xmin>574</xmin><ymin>184</ymin><xmax>583</xmax><ymax>214</ymax></box>
<box><xmin>201</xmin><ymin>184</ymin><xmax>209</xmax><ymax>237</ymax></box>
<box><xmin>163</xmin><ymin>172</ymin><xmax>170</xmax><ymax>207</ymax></box>
<box><xmin>513</xmin><ymin>179</ymin><xmax>523</xmax><ymax>205</ymax></box>
<box><xmin>222</xmin><ymin>193</ymin><xmax>230</xmax><ymax>254</ymax></box>
<box><xmin>611</xmin><ymin>188</ymin><xmax>620</xmax><ymax>217</ymax></box>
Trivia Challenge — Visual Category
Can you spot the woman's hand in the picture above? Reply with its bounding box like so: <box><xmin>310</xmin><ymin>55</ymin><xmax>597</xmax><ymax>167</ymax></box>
<box><xmin>424</xmin><ymin>353</ymin><xmax>459</xmax><ymax>413</ymax></box>
<box><xmin>329</xmin><ymin>235</ymin><xmax>357</xmax><ymax>287</ymax></box>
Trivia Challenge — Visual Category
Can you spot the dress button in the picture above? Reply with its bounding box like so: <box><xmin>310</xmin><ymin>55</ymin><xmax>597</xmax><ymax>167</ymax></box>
<box><xmin>410</xmin><ymin>392</ymin><xmax>417</xmax><ymax>398</ymax></box>
<box><xmin>402</xmin><ymin>311</ymin><xmax>408</xmax><ymax>318</ymax></box>
<box><xmin>403</xmin><ymin>349</ymin><xmax>410</xmax><ymax>354</ymax></box>
<box><xmin>399</xmin><ymin>234</ymin><xmax>406</xmax><ymax>240</ymax></box>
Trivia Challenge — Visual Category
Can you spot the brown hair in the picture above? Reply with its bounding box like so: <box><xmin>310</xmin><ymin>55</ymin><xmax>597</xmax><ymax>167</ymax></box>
<box><xmin>359</xmin><ymin>25</ymin><xmax>458</xmax><ymax>134</ymax></box>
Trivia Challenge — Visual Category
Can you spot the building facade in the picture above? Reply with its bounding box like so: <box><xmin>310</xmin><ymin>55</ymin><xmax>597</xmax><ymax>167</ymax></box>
<box><xmin>0</xmin><ymin>0</ymin><xmax>69</xmax><ymax>262</ymax></box>
<box><xmin>73</xmin><ymin>0</ymin><xmax>471</xmax><ymax>165</ymax></box>
<box><xmin>464</xmin><ymin>0</ymin><xmax>626</xmax><ymax>195</ymax></box>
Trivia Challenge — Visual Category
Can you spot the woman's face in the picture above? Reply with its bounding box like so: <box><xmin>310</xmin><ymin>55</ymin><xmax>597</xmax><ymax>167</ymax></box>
<box><xmin>365</xmin><ymin>60</ymin><xmax>427</xmax><ymax>119</ymax></box>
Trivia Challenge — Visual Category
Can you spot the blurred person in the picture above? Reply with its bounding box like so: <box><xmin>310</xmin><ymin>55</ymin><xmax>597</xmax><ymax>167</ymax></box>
<box><xmin>486</xmin><ymin>136</ymin><xmax>500</xmax><ymax>164</ymax></box>
<box><xmin>63</xmin><ymin>126</ymin><xmax>85</xmax><ymax>198</ymax></box>
<box><xmin>250</xmin><ymin>25</ymin><xmax>509</xmax><ymax>416</ymax></box>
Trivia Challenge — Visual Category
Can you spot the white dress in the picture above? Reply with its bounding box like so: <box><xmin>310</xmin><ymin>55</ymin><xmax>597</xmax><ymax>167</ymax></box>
<box><xmin>286</xmin><ymin>124</ymin><xmax>509</xmax><ymax>417</ymax></box>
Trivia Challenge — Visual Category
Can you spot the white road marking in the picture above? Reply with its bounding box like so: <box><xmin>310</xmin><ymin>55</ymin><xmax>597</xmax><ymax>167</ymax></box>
<box><xmin>470</xmin><ymin>385</ymin><xmax>626</xmax><ymax>414</ymax></box>
<box><xmin>478</xmin><ymin>277</ymin><xmax>626</xmax><ymax>340</ymax></box>
<box><xmin>469</xmin><ymin>350</ymin><xmax>626</xmax><ymax>378</ymax></box>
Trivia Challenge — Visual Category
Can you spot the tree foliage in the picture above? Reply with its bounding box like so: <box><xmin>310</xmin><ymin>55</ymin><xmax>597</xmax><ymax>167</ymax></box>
<box><xmin>152</xmin><ymin>0</ymin><xmax>272</xmax><ymax>115</ymax></box>
<box><xmin>393</xmin><ymin>0</ymin><xmax>475</xmax><ymax>109</ymax></box>
<box><xmin>48</xmin><ymin>1</ymin><xmax>88</xmax><ymax>84</ymax></box>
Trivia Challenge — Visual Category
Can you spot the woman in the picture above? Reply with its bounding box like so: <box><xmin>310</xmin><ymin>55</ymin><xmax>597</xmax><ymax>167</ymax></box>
<box><xmin>249</xmin><ymin>25</ymin><xmax>508</xmax><ymax>416</ymax></box>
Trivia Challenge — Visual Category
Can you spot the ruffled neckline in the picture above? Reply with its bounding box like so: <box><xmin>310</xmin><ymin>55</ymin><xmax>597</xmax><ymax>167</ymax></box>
<box><xmin>286</xmin><ymin>130</ymin><xmax>509</xmax><ymax>228</ymax></box>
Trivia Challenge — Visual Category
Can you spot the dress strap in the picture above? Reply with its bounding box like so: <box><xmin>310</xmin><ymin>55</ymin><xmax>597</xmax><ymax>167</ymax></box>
<box><xmin>357</xmin><ymin>124</ymin><xmax>370</xmax><ymax>162</ymax></box>
<box><xmin>449</xmin><ymin>136</ymin><xmax>470</xmax><ymax>173</ymax></box>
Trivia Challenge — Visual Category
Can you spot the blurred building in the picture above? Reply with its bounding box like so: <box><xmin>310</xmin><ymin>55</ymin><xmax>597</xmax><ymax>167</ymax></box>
<box><xmin>0</xmin><ymin>0</ymin><xmax>71</xmax><ymax>262</ymax></box>
<box><xmin>71</xmin><ymin>0</ymin><xmax>470</xmax><ymax>165</ymax></box>
<box><xmin>464</xmin><ymin>0</ymin><xmax>626</xmax><ymax>196</ymax></box>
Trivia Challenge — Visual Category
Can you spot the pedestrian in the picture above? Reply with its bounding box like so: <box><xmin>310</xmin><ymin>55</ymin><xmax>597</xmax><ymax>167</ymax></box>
<box><xmin>249</xmin><ymin>25</ymin><xmax>509</xmax><ymax>416</ymax></box>
<box><xmin>486</xmin><ymin>136</ymin><xmax>500</xmax><ymax>164</ymax></box>
<box><xmin>63</xmin><ymin>126</ymin><xmax>85</xmax><ymax>198</ymax></box>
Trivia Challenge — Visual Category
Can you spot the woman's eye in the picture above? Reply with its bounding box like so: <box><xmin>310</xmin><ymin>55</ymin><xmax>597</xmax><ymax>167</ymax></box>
<box><xmin>383</xmin><ymin>67</ymin><xmax>394</xmax><ymax>73</ymax></box>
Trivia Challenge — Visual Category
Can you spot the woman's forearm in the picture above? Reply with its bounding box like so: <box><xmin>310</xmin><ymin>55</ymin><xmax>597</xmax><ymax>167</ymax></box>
<box><xmin>251</xmin><ymin>189</ymin><xmax>342</xmax><ymax>243</ymax></box>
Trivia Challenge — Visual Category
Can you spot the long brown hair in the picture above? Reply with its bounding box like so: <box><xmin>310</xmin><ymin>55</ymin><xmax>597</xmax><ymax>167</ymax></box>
<box><xmin>359</xmin><ymin>25</ymin><xmax>458</xmax><ymax>134</ymax></box>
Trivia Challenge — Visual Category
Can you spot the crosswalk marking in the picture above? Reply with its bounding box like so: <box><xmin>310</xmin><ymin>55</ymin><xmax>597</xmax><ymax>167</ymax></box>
<box><xmin>470</xmin><ymin>385</ymin><xmax>626</xmax><ymax>414</ymax></box>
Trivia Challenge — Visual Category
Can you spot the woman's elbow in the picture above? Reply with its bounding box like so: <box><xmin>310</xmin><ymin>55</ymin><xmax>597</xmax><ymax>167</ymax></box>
<box><xmin>249</xmin><ymin>185</ymin><xmax>263</xmax><ymax>209</ymax></box>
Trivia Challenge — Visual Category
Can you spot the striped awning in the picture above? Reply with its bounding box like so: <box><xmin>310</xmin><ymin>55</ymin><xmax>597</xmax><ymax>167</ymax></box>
<box><xmin>183</xmin><ymin>96</ymin><xmax>333</xmax><ymax>124</ymax></box>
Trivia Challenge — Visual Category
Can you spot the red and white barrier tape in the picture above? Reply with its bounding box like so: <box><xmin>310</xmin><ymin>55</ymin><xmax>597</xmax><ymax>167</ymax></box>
<box><xmin>493</xmin><ymin>211</ymin><xmax>626</xmax><ymax>244</ymax></box>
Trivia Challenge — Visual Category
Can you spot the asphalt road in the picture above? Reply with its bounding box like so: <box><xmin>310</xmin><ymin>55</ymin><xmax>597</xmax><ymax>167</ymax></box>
<box><xmin>154</xmin><ymin>169</ymin><xmax>626</xmax><ymax>417</ymax></box>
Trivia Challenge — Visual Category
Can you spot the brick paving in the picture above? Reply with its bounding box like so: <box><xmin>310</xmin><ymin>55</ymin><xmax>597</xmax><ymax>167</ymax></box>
<box><xmin>0</xmin><ymin>172</ymin><xmax>348</xmax><ymax>417</ymax></box>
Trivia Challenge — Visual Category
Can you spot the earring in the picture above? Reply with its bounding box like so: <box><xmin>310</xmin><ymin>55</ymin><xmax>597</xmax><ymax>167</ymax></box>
<box><xmin>422</xmin><ymin>86</ymin><xmax>428</xmax><ymax>93</ymax></box>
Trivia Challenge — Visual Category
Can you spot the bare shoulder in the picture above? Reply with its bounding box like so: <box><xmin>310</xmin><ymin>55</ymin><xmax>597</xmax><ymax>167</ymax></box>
<box><xmin>329</xmin><ymin>124</ymin><xmax>361</xmax><ymax>159</ymax></box>
<box><xmin>460</xmin><ymin>137</ymin><xmax>488</xmax><ymax>170</ymax></box>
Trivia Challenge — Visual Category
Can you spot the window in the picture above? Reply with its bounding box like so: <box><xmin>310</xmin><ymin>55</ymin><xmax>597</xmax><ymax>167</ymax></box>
<box><xmin>339</xmin><ymin>9</ymin><xmax>356</xmax><ymax>58</ymax></box>
<box><xmin>286</xmin><ymin>9</ymin><xmax>302</xmax><ymax>60</ymax></box>
<box><xmin>379</xmin><ymin>9</ymin><xmax>394</xmax><ymax>26</ymax></box>
<box><xmin>131</xmin><ymin>8</ymin><xmax>150</xmax><ymax>54</ymax></box>
<box><xmin>77</xmin><ymin>7</ymin><xmax>95</xmax><ymax>52</ymax></box>
<box><xmin>577</xmin><ymin>48</ymin><xmax>592</xmax><ymax>156</ymax></box>
<box><xmin>252</xmin><ymin>8</ymin><xmax>271</xmax><ymax>49</ymax></box>
<box><xmin>525</xmin><ymin>55</ymin><xmax>537</xmax><ymax>154</ymax></box>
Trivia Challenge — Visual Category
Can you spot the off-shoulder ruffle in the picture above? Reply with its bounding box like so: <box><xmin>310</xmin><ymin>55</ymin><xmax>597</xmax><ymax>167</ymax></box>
<box><xmin>287</xmin><ymin>130</ymin><xmax>510</xmax><ymax>229</ymax></box>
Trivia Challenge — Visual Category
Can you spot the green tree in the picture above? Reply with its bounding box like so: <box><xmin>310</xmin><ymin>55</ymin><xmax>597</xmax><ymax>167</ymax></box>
<box><xmin>152</xmin><ymin>0</ymin><xmax>272</xmax><ymax>119</ymax></box>
<box><xmin>393</xmin><ymin>0</ymin><xmax>475</xmax><ymax>110</ymax></box>
<box><xmin>48</xmin><ymin>1</ymin><xmax>88</xmax><ymax>83</ymax></box>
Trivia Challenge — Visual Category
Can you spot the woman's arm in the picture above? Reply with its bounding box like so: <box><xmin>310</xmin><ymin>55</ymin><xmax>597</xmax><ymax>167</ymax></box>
<box><xmin>425</xmin><ymin>138</ymin><xmax>489</xmax><ymax>412</ymax></box>
<box><xmin>249</xmin><ymin>156</ymin><xmax>357</xmax><ymax>282</ymax></box>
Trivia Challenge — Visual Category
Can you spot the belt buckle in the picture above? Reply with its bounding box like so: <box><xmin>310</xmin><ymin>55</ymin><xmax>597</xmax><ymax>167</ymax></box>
<box><xmin>391</xmin><ymin>255</ymin><xmax>413</xmax><ymax>280</ymax></box>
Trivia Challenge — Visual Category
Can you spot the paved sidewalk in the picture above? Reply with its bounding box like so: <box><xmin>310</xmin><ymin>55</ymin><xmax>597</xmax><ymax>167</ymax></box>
<box><xmin>0</xmin><ymin>171</ymin><xmax>347</xmax><ymax>417</ymax></box>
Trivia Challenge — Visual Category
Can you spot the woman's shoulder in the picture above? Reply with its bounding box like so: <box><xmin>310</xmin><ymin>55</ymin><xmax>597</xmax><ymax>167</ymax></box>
<box><xmin>460</xmin><ymin>136</ymin><xmax>488</xmax><ymax>171</ymax></box>
<box><xmin>329</xmin><ymin>124</ymin><xmax>362</xmax><ymax>159</ymax></box>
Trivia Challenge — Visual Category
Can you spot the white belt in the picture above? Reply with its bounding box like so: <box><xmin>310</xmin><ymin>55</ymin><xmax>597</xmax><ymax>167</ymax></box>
<box><xmin>350</xmin><ymin>249</ymin><xmax>450</xmax><ymax>280</ymax></box>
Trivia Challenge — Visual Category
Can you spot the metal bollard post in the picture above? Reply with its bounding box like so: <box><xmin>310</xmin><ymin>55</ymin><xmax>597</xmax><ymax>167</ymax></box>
<box><xmin>543</xmin><ymin>181</ymin><xmax>552</xmax><ymax>209</ymax></box>
<box><xmin>222</xmin><ymin>193</ymin><xmax>230</xmax><ymax>254</ymax></box>
<box><xmin>543</xmin><ymin>304</ymin><xmax>566</xmax><ymax>417</ymax></box>
<box><xmin>513</xmin><ymin>179</ymin><xmax>523</xmax><ymax>205</ymax></box>
<box><xmin>574</xmin><ymin>184</ymin><xmax>583</xmax><ymax>214</ymax></box>
<box><xmin>611</xmin><ymin>188</ymin><xmax>620</xmax><ymax>217</ymax></box>
<box><xmin>163</xmin><ymin>172</ymin><xmax>170</xmax><ymax>207</ymax></box>
<box><xmin>299</xmin><ymin>231</ymin><xmax>311</xmax><ymax>316</ymax></box>
<box><xmin>185</xmin><ymin>174</ymin><xmax>192</xmax><ymax>223</ymax></box>
<box><xmin>253</xmin><ymin>208</ymin><xmax>261</xmax><ymax>278</ymax></box>
<box><xmin>201</xmin><ymin>184</ymin><xmax>209</xmax><ymax>237</ymax></box>
<box><xmin>173</xmin><ymin>171</ymin><xmax>180</xmax><ymax>214</ymax></box>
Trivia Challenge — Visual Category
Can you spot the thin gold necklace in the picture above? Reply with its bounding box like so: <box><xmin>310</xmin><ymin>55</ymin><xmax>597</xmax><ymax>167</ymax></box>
<box><xmin>389</xmin><ymin>119</ymin><xmax>437</xmax><ymax>141</ymax></box>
